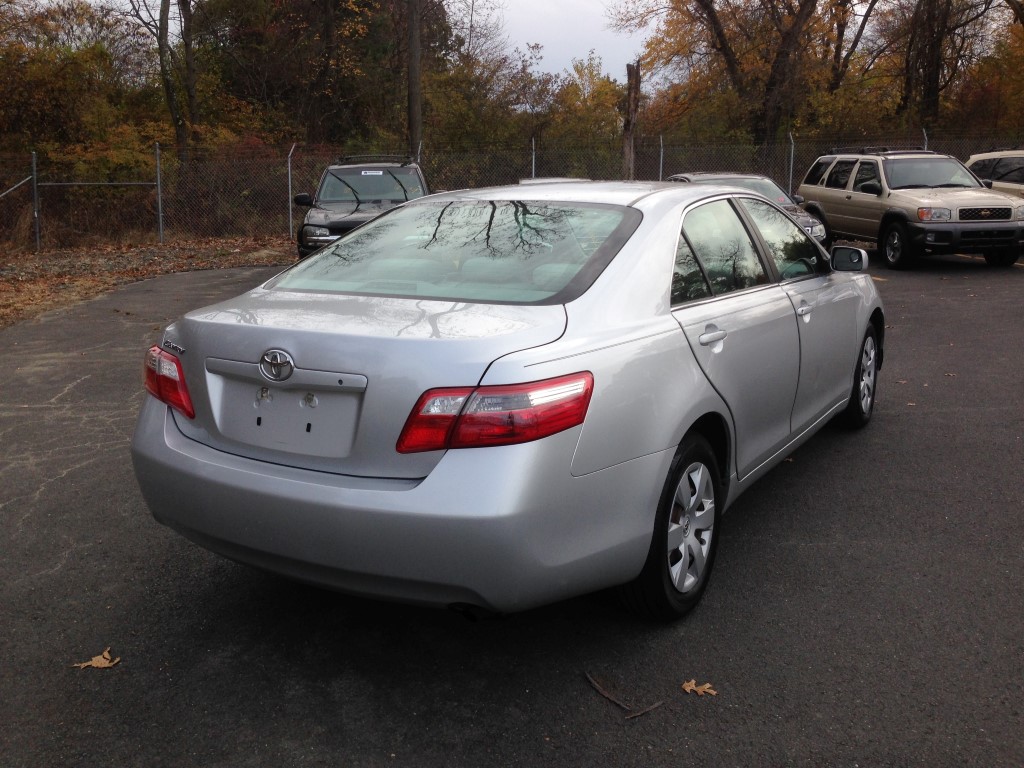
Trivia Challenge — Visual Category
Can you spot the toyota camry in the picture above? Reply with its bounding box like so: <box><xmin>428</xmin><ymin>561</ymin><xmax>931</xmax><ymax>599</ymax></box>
<box><xmin>131</xmin><ymin>180</ymin><xmax>884</xmax><ymax>620</ymax></box>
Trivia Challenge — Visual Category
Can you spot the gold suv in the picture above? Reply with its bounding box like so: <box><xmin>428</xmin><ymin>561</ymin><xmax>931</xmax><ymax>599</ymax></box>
<box><xmin>797</xmin><ymin>149</ymin><xmax>1024</xmax><ymax>268</ymax></box>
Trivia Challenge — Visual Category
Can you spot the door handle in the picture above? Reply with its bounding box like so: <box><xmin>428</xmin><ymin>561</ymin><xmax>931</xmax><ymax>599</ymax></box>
<box><xmin>796</xmin><ymin>305</ymin><xmax>812</xmax><ymax>317</ymax></box>
<box><xmin>698</xmin><ymin>329</ymin><xmax>728</xmax><ymax>346</ymax></box>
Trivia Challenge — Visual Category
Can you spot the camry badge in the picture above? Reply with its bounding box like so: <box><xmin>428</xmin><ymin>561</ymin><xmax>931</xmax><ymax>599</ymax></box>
<box><xmin>259</xmin><ymin>349</ymin><xmax>295</xmax><ymax>382</ymax></box>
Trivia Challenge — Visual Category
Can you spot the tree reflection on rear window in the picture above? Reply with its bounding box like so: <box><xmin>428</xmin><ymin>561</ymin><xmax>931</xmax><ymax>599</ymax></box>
<box><xmin>270</xmin><ymin>200</ymin><xmax>641</xmax><ymax>304</ymax></box>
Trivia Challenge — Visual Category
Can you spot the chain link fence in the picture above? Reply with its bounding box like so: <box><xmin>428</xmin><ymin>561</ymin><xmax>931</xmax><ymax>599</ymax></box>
<box><xmin>2</xmin><ymin>132</ymin><xmax>1021</xmax><ymax>251</ymax></box>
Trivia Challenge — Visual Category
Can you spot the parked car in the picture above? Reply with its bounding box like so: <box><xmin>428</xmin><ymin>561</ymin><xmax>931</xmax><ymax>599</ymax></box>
<box><xmin>966</xmin><ymin>149</ymin><xmax>1024</xmax><ymax>200</ymax></box>
<box><xmin>132</xmin><ymin>181</ymin><xmax>884</xmax><ymax>620</ymax></box>
<box><xmin>797</xmin><ymin>148</ymin><xmax>1024</xmax><ymax>268</ymax></box>
<box><xmin>668</xmin><ymin>172</ymin><xmax>828</xmax><ymax>243</ymax></box>
<box><xmin>294</xmin><ymin>155</ymin><xmax>429</xmax><ymax>258</ymax></box>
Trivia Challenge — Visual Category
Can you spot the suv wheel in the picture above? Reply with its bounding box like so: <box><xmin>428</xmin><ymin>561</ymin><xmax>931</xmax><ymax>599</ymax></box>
<box><xmin>881</xmin><ymin>222</ymin><xmax>916</xmax><ymax>269</ymax></box>
<box><xmin>984</xmin><ymin>249</ymin><xmax>1020</xmax><ymax>268</ymax></box>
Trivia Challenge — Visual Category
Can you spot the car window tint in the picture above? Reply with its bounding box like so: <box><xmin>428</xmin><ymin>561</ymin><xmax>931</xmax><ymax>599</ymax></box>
<box><xmin>885</xmin><ymin>157</ymin><xmax>980</xmax><ymax>189</ymax></box>
<box><xmin>852</xmin><ymin>161</ymin><xmax>880</xmax><ymax>192</ymax></box>
<box><xmin>825</xmin><ymin>160</ymin><xmax>856</xmax><ymax>189</ymax></box>
<box><xmin>993</xmin><ymin>157</ymin><xmax>1024</xmax><ymax>183</ymax></box>
<box><xmin>803</xmin><ymin>157</ymin><xmax>834</xmax><ymax>186</ymax></box>
<box><xmin>969</xmin><ymin>159</ymin><xmax>996</xmax><ymax>178</ymax></box>
<box><xmin>270</xmin><ymin>200</ymin><xmax>640</xmax><ymax>305</ymax></box>
<box><xmin>739</xmin><ymin>198</ymin><xmax>822</xmax><ymax>280</ymax></box>
<box><xmin>671</xmin><ymin>231</ymin><xmax>712</xmax><ymax>304</ymax></box>
<box><xmin>682</xmin><ymin>200</ymin><xmax>769</xmax><ymax>295</ymax></box>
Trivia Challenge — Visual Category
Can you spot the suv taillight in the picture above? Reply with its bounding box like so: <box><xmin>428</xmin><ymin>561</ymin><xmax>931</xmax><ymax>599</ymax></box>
<box><xmin>144</xmin><ymin>346</ymin><xmax>195</xmax><ymax>419</ymax></box>
<box><xmin>396</xmin><ymin>372</ymin><xmax>594</xmax><ymax>453</ymax></box>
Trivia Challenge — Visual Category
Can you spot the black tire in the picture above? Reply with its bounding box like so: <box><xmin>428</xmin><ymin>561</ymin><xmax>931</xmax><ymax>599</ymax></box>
<box><xmin>984</xmin><ymin>249</ymin><xmax>1019</xmax><ymax>268</ymax></box>
<box><xmin>880</xmin><ymin>221</ymin><xmax>916</xmax><ymax>269</ymax></box>
<box><xmin>619</xmin><ymin>434</ymin><xmax>722</xmax><ymax>621</ymax></box>
<box><xmin>842</xmin><ymin>326</ymin><xmax>879</xmax><ymax>429</ymax></box>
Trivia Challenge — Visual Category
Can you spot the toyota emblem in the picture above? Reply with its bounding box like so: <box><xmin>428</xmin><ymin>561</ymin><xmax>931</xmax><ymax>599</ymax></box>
<box><xmin>259</xmin><ymin>349</ymin><xmax>295</xmax><ymax>381</ymax></box>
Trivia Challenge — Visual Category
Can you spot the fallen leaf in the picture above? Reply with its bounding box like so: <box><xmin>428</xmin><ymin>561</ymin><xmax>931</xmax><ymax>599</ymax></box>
<box><xmin>907</xmin><ymin>402</ymin><xmax>916</xmax><ymax>406</ymax></box>
<box><xmin>897</xmin><ymin>380</ymin><xmax>908</xmax><ymax>385</ymax></box>
<box><xmin>72</xmin><ymin>647</ymin><xmax>120</xmax><ymax>669</ymax></box>
<box><xmin>944</xmin><ymin>373</ymin><xmax>957</xmax><ymax>377</ymax></box>
<box><xmin>682</xmin><ymin>679</ymin><xmax>717</xmax><ymax>696</ymax></box>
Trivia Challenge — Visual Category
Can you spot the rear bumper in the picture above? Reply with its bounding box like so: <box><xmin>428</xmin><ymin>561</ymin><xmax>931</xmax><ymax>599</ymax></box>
<box><xmin>130</xmin><ymin>398</ymin><xmax>667</xmax><ymax>613</ymax></box>
<box><xmin>906</xmin><ymin>221</ymin><xmax>1023</xmax><ymax>254</ymax></box>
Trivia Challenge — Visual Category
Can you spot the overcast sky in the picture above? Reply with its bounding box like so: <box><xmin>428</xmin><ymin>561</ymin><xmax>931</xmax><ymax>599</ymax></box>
<box><xmin>498</xmin><ymin>0</ymin><xmax>649</xmax><ymax>81</ymax></box>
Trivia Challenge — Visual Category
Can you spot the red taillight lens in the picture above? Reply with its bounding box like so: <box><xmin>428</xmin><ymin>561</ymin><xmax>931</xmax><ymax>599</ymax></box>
<box><xmin>144</xmin><ymin>346</ymin><xmax>195</xmax><ymax>419</ymax></box>
<box><xmin>396</xmin><ymin>373</ymin><xmax>593</xmax><ymax>453</ymax></box>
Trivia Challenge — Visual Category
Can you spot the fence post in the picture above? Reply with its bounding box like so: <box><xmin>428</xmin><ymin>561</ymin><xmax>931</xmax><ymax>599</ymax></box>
<box><xmin>155</xmin><ymin>143</ymin><xmax>164</xmax><ymax>244</ymax></box>
<box><xmin>531</xmin><ymin>137</ymin><xmax>536</xmax><ymax>179</ymax></box>
<box><xmin>788</xmin><ymin>133</ymin><xmax>795</xmax><ymax>194</ymax></box>
<box><xmin>922</xmin><ymin>128</ymin><xmax>928</xmax><ymax>150</ymax></box>
<box><xmin>32</xmin><ymin>152</ymin><xmax>40</xmax><ymax>251</ymax></box>
<box><xmin>659</xmin><ymin>135</ymin><xmax>664</xmax><ymax>181</ymax></box>
<box><xmin>287</xmin><ymin>143</ymin><xmax>296</xmax><ymax>239</ymax></box>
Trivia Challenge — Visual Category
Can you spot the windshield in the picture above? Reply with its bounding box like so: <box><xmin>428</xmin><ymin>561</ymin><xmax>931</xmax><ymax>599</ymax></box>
<box><xmin>316</xmin><ymin>166</ymin><xmax>426</xmax><ymax>203</ymax></box>
<box><xmin>269</xmin><ymin>200</ymin><xmax>640</xmax><ymax>304</ymax></box>
<box><xmin>884</xmin><ymin>157</ymin><xmax>981</xmax><ymax>190</ymax></box>
<box><xmin>692</xmin><ymin>176</ymin><xmax>793</xmax><ymax>205</ymax></box>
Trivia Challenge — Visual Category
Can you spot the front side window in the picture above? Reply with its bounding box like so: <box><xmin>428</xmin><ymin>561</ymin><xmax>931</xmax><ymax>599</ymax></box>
<box><xmin>681</xmin><ymin>200</ymin><xmax>769</xmax><ymax>295</ymax></box>
<box><xmin>739</xmin><ymin>198</ymin><xmax>824</xmax><ymax>280</ymax></box>
<box><xmin>992</xmin><ymin>157</ymin><xmax>1024</xmax><ymax>184</ymax></box>
<box><xmin>852</xmin><ymin>161</ymin><xmax>881</xmax><ymax>192</ymax></box>
<box><xmin>269</xmin><ymin>200</ymin><xmax>640</xmax><ymax>305</ymax></box>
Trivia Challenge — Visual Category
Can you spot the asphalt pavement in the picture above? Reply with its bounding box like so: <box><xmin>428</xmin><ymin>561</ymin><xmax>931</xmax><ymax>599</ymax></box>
<box><xmin>1</xmin><ymin>256</ymin><xmax>1022</xmax><ymax>767</ymax></box>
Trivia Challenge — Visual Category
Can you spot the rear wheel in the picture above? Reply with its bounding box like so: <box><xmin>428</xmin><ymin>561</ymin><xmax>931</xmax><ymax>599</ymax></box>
<box><xmin>842</xmin><ymin>326</ymin><xmax>878</xmax><ymax>429</ymax></box>
<box><xmin>984</xmin><ymin>249</ymin><xmax>1019</xmax><ymax>267</ymax></box>
<box><xmin>880</xmin><ymin>222</ymin><xmax>916</xmax><ymax>269</ymax></box>
<box><xmin>619</xmin><ymin>434</ymin><xmax>721</xmax><ymax>621</ymax></box>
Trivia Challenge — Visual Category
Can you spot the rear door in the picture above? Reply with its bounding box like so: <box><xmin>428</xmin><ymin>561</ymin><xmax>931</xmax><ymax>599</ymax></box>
<box><xmin>670</xmin><ymin>198</ymin><xmax>801</xmax><ymax>479</ymax></box>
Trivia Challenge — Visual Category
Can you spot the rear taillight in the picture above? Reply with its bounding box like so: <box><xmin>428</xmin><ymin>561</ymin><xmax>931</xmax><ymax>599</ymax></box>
<box><xmin>144</xmin><ymin>346</ymin><xmax>195</xmax><ymax>419</ymax></box>
<box><xmin>397</xmin><ymin>372</ymin><xmax>593</xmax><ymax>453</ymax></box>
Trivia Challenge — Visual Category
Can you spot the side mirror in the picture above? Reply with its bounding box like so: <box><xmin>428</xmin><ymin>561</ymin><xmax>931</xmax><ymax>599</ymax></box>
<box><xmin>982</xmin><ymin>179</ymin><xmax>994</xmax><ymax>189</ymax></box>
<box><xmin>790</xmin><ymin>193</ymin><xmax>805</xmax><ymax>204</ymax></box>
<box><xmin>831</xmin><ymin>245</ymin><xmax>868</xmax><ymax>272</ymax></box>
<box><xmin>860</xmin><ymin>181</ymin><xmax>882</xmax><ymax>196</ymax></box>
<box><xmin>293</xmin><ymin>192</ymin><xmax>314</xmax><ymax>206</ymax></box>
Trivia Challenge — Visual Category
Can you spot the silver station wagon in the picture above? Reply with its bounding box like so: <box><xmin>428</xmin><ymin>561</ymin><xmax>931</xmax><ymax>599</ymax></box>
<box><xmin>131</xmin><ymin>181</ymin><xmax>884</xmax><ymax>620</ymax></box>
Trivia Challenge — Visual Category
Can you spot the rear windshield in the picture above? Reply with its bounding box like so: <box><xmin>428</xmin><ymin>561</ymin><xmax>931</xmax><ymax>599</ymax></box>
<box><xmin>317</xmin><ymin>166</ymin><xmax>426</xmax><ymax>202</ymax></box>
<box><xmin>269</xmin><ymin>200</ymin><xmax>641</xmax><ymax>304</ymax></box>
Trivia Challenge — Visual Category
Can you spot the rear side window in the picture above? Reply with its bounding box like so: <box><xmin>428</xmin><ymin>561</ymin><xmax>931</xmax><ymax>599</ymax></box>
<box><xmin>825</xmin><ymin>160</ymin><xmax>856</xmax><ymax>189</ymax></box>
<box><xmin>681</xmin><ymin>200</ymin><xmax>769</xmax><ymax>295</ymax></box>
<box><xmin>270</xmin><ymin>200</ymin><xmax>640</xmax><ymax>305</ymax></box>
<box><xmin>803</xmin><ymin>157</ymin><xmax>834</xmax><ymax>186</ymax></box>
<box><xmin>671</xmin><ymin>233</ymin><xmax>712</xmax><ymax>305</ymax></box>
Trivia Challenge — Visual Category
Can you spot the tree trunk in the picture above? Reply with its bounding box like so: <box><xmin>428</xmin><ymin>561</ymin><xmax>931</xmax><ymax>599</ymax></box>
<box><xmin>407</xmin><ymin>0</ymin><xmax>423</xmax><ymax>160</ymax></box>
<box><xmin>157</xmin><ymin>0</ymin><xmax>188</xmax><ymax>164</ymax></box>
<box><xmin>621</xmin><ymin>62</ymin><xmax>641</xmax><ymax>180</ymax></box>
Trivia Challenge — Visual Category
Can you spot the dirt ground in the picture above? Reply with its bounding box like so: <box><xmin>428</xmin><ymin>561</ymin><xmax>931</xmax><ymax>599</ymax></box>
<box><xmin>0</xmin><ymin>235</ymin><xmax>294</xmax><ymax>330</ymax></box>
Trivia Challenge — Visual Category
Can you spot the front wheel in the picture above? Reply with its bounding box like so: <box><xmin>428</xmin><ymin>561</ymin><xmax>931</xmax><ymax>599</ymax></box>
<box><xmin>842</xmin><ymin>326</ymin><xmax>878</xmax><ymax>429</ymax></box>
<box><xmin>619</xmin><ymin>434</ymin><xmax>722</xmax><ymax>621</ymax></box>
<box><xmin>880</xmin><ymin>222</ymin><xmax>916</xmax><ymax>269</ymax></box>
<box><xmin>984</xmin><ymin>249</ymin><xmax>1019</xmax><ymax>268</ymax></box>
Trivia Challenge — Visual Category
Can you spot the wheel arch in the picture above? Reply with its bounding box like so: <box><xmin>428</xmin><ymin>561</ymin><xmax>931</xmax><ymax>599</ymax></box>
<box><xmin>877</xmin><ymin>210</ymin><xmax>910</xmax><ymax>243</ymax></box>
<box><xmin>686</xmin><ymin>412</ymin><xmax>732</xmax><ymax>500</ymax></box>
<box><xmin>869</xmin><ymin>307</ymin><xmax>885</xmax><ymax>371</ymax></box>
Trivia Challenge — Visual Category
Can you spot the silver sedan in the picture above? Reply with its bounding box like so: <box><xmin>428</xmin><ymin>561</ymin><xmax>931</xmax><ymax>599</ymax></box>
<box><xmin>131</xmin><ymin>181</ymin><xmax>884</xmax><ymax>619</ymax></box>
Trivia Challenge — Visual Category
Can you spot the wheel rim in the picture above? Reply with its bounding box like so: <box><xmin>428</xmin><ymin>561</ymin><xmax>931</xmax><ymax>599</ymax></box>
<box><xmin>858</xmin><ymin>335</ymin><xmax>877</xmax><ymax>414</ymax></box>
<box><xmin>666</xmin><ymin>461</ymin><xmax>716</xmax><ymax>594</ymax></box>
<box><xmin>885</xmin><ymin>230</ymin><xmax>902</xmax><ymax>263</ymax></box>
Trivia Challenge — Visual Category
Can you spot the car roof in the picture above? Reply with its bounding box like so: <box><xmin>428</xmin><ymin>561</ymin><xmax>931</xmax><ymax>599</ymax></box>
<box><xmin>425</xmin><ymin>180</ymin><xmax>745</xmax><ymax>207</ymax></box>
<box><xmin>966</xmin><ymin>149</ymin><xmax>1024</xmax><ymax>161</ymax></box>
<box><xmin>328</xmin><ymin>155</ymin><xmax>420</xmax><ymax>169</ymax></box>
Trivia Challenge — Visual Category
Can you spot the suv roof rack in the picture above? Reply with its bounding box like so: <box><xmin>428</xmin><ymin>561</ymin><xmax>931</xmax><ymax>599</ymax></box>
<box><xmin>829</xmin><ymin>146</ymin><xmax>934</xmax><ymax>156</ymax></box>
<box><xmin>333</xmin><ymin>154</ymin><xmax>417</xmax><ymax>166</ymax></box>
